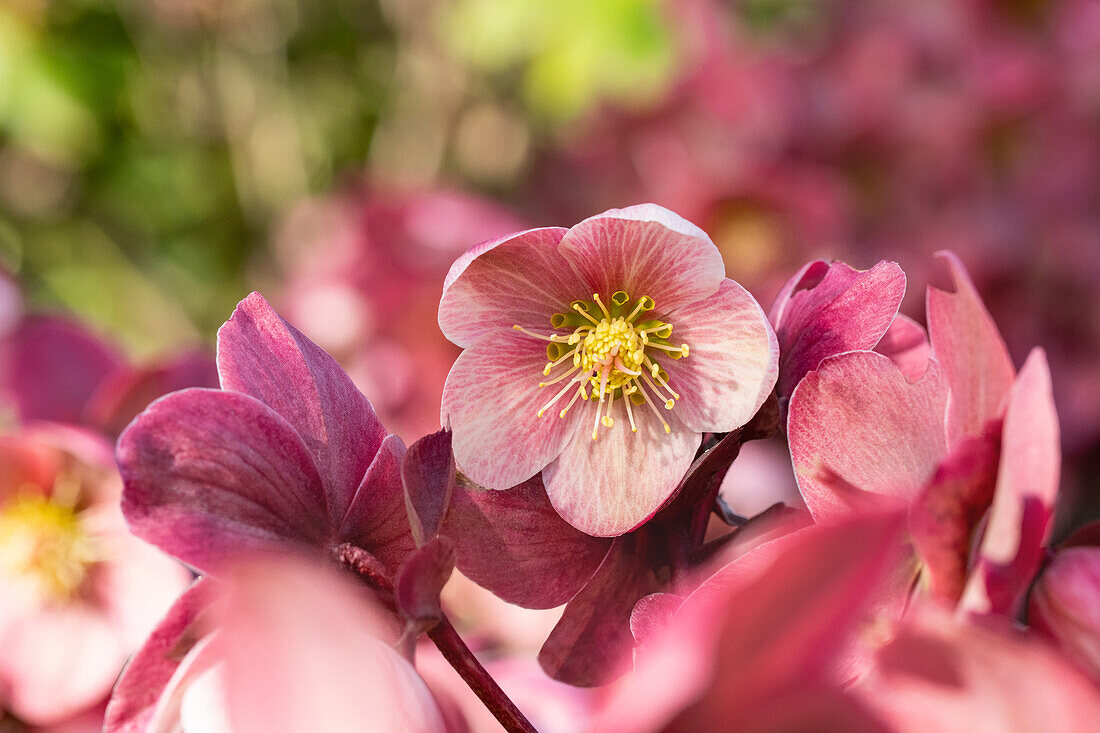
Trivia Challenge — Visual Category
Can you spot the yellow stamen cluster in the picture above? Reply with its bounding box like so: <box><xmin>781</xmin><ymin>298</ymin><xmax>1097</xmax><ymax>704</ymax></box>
<box><xmin>513</xmin><ymin>291</ymin><xmax>690</xmax><ymax>440</ymax></box>
<box><xmin>0</xmin><ymin>493</ymin><xmax>97</xmax><ymax>604</ymax></box>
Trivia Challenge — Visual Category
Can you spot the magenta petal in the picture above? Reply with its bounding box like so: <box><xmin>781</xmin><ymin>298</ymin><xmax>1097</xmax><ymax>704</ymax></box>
<box><xmin>441</xmin><ymin>475</ymin><xmax>612</xmax><ymax>609</ymax></box>
<box><xmin>660</xmin><ymin>279</ymin><xmax>779</xmax><ymax>433</ymax></box>
<box><xmin>926</xmin><ymin>251</ymin><xmax>1016</xmax><ymax>445</ymax></box>
<box><xmin>557</xmin><ymin>204</ymin><xmax>726</xmax><ymax>314</ymax></box>
<box><xmin>1030</xmin><ymin>546</ymin><xmax>1100</xmax><ymax>683</ymax></box>
<box><xmin>104</xmin><ymin>579</ymin><xmax>215</xmax><ymax>733</ymax></box>
<box><xmin>788</xmin><ymin>351</ymin><xmax>949</xmax><ymax>522</ymax></box>
<box><xmin>875</xmin><ymin>314</ymin><xmax>932</xmax><ymax>381</ymax></box>
<box><xmin>394</xmin><ymin>537</ymin><xmax>456</xmax><ymax>633</ymax></box>
<box><xmin>438</xmin><ymin>226</ymin><xmax>582</xmax><ymax>348</ymax></box>
<box><xmin>908</xmin><ymin>429</ymin><xmax>1000</xmax><ymax>605</ymax></box>
<box><xmin>118</xmin><ymin>388</ymin><xmax>330</xmax><ymax>573</ymax></box>
<box><xmin>5</xmin><ymin>315</ymin><xmax>125</xmax><ymax>425</ymax></box>
<box><xmin>770</xmin><ymin>260</ymin><xmax>906</xmax><ymax>409</ymax></box>
<box><xmin>961</xmin><ymin>348</ymin><xmax>1060</xmax><ymax>616</ymax></box>
<box><xmin>216</xmin><ymin>292</ymin><xmax>386</xmax><ymax>526</ymax></box>
<box><xmin>443</xmin><ymin>331</ymin><xmax>583</xmax><ymax>490</ymax></box>
<box><xmin>401</xmin><ymin>429</ymin><xmax>455</xmax><ymax>546</ymax></box>
<box><xmin>861</xmin><ymin>605</ymin><xmax>1100</xmax><ymax>733</ymax></box>
<box><xmin>630</xmin><ymin>593</ymin><xmax>683</xmax><ymax>646</ymax></box>
<box><xmin>336</xmin><ymin>433</ymin><xmax>416</xmax><ymax>574</ymax></box>
<box><xmin>544</xmin><ymin>409</ymin><xmax>701</xmax><ymax>537</ymax></box>
<box><xmin>538</xmin><ymin>535</ymin><xmax>661</xmax><ymax>686</ymax></box>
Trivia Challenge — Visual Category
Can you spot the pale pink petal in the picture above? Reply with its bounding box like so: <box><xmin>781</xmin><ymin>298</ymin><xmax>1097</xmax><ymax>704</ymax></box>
<box><xmin>769</xmin><ymin>260</ymin><xmax>906</xmax><ymax>409</ymax></box>
<box><xmin>543</xmin><ymin>407</ymin><xmax>701</xmax><ymax>537</ymax></box>
<box><xmin>439</xmin><ymin>227</ymin><xmax>584</xmax><ymax>348</ymax></box>
<box><xmin>337</xmin><ymin>433</ymin><xmax>416</xmax><ymax>574</ymax></box>
<box><xmin>926</xmin><ymin>251</ymin><xmax>1016</xmax><ymax>446</ymax></box>
<box><xmin>875</xmin><ymin>314</ymin><xmax>932</xmax><ymax>381</ymax></box>
<box><xmin>660</xmin><ymin>279</ymin><xmax>778</xmax><ymax>433</ymax></box>
<box><xmin>218</xmin><ymin>556</ymin><xmax>446</xmax><ymax>733</ymax></box>
<box><xmin>0</xmin><ymin>604</ymin><xmax>125</xmax><ymax>726</ymax></box>
<box><xmin>442</xmin><ymin>331</ymin><xmax>583</xmax><ymax>491</ymax></box>
<box><xmin>118</xmin><ymin>389</ymin><xmax>330</xmax><ymax>573</ymax></box>
<box><xmin>216</xmin><ymin>292</ymin><xmax>386</xmax><ymax>526</ymax></box>
<box><xmin>961</xmin><ymin>348</ymin><xmax>1060</xmax><ymax>616</ymax></box>
<box><xmin>441</xmin><ymin>475</ymin><xmax>612</xmax><ymax>609</ymax></box>
<box><xmin>630</xmin><ymin>593</ymin><xmax>683</xmax><ymax>646</ymax></box>
<box><xmin>788</xmin><ymin>351</ymin><xmax>949</xmax><ymax>523</ymax></box>
<box><xmin>859</xmin><ymin>605</ymin><xmax>1100</xmax><ymax>733</ymax></box>
<box><xmin>557</xmin><ymin>204</ymin><xmax>726</xmax><ymax>315</ymax></box>
<box><xmin>1030</xmin><ymin>546</ymin><xmax>1100</xmax><ymax>683</ymax></box>
<box><xmin>104</xmin><ymin>579</ymin><xmax>215</xmax><ymax>733</ymax></box>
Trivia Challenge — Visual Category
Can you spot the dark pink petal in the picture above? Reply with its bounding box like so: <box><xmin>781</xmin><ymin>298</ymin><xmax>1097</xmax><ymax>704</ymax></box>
<box><xmin>216</xmin><ymin>292</ymin><xmax>386</xmax><ymax>526</ymax></box>
<box><xmin>908</xmin><ymin>428</ymin><xmax>1001</xmax><ymax>604</ymax></box>
<box><xmin>926</xmin><ymin>251</ymin><xmax>1015</xmax><ymax>445</ymax></box>
<box><xmin>1030</xmin><ymin>546</ymin><xmax>1100</xmax><ymax>683</ymax></box>
<box><xmin>218</xmin><ymin>555</ymin><xmax>445</xmax><ymax>732</ymax></box>
<box><xmin>394</xmin><ymin>537</ymin><xmax>456</xmax><ymax>634</ymax></box>
<box><xmin>538</xmin><ymin>534</ymin><xmax>662</xmax><ymax>686</ymax></box>
<box><xmin>788</xmin><ymin>351</ymin><xmax>949</xmax><ymax>522</ymax></box>
<box><xmin>336</xmin><ymin>433</ymin><xmax>416</xmax><ymax>574</ymax></box>
<box><xmin>961</xmin><ymin>349</ymin><xmax>1060</xmax><ymax>616</ymax></box>
<box><xmin>875</xmin><ymin>314</ymin><xmax>932</xmax><ymax>381</ymax></box>
<box><xmin>118</xmin><ymin>388</ymin><xmax>330</xmax><ymax>573</ymax></box>
<box><xmin>660</xmin><ymin>279</ymin><xmax>778</xmax><ymax>433</ymax></box>
<box><xmin>402</xmin><ymin>429</ymin><xmax>455</xmax><ymax>546</ymax></box>
<box><xmin>84</xmin><ymin>350</ymin><xmax>219</xmax><ymax>439</ymax></box>
<box><xmin>442</xmin><ymin>330</ymin><xmax>583</xmax><ymax>491</ymax></box>
<box><xmin>441</xmin><ymin>475</ymin><xmax>611</xmax><ymax>609</ymax></box>
<box><xmin>860</xmin><ymin>605</ymin><xmax>1100</xmax><ymax>733</ymax></box>
<box><xmin>544</xmin><ymin>408</ymin><xmax>701</xmax><ymax>537</ymax></box>
<box><xmin>104</xmin><ymin>580</ymin><xmax>215</xmax><ymax>733</ymax></box>
<box><xmin>5</xmin><ymin>315</ymin><xmax>125</xmax><ymax>425</ymax></box>
<box><xmin>557</xmin><ymin>204</ymin><xmax>726</xmax><ymax>315</ymax></box>
<box><xmin>770</xmin><ymin>260</ymin><xmax>905</xmax><ymax>409</ymax></box>
<box><xmin>438</xmin><ymin>227</ymin><xmax>581</xmax><ymax>349</ymax></box>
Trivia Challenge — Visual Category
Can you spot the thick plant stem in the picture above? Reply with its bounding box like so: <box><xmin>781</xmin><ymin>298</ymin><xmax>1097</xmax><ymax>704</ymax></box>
<box><xmin>427</xmin><ymin>617</ymin><xmax>538</xmax><ymax>733</ymax></box>
<box><xmin>335</xmin><ymin>544</ymin><xmax>537</xmax><ymax>733</ymax></box>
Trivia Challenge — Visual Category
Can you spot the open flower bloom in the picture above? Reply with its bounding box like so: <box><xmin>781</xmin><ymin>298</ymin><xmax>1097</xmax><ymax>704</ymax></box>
<box><xmin>105</xmin><ymin>554</ymin><xmax>446</xmax><ymax>733</ymax></box>
<box><xmin>439</xmin><ymin>204</ymin><xmax>778</xmax><ymax>536</ymax></box>
<box><xmin>0</xmin><ymin>425</ymin><xmax>190</xmax><ymax>726</ymax></box>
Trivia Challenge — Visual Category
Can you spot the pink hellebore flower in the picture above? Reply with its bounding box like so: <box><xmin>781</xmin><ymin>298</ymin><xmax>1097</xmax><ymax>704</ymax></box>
<box><xmin>105</xmin><ymin>554</ymin><xmax>446</xmax><ymax>733</ymax></box>
<box><xmin>116</xmin><ymin>292</ymin><xmax>415</xmax><ymax>579</ymax></box>
<box><xmin>439</xmin><ymin>204</ymin><xmax>778</xmax><ymax>536</ymax></box>
<box><xmin>0</xmin><ymin>425</ymin><xmax>190</xmax><ymax>726</ymax></box>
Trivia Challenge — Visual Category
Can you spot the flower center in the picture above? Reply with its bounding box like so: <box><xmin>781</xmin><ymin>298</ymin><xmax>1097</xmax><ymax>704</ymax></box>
<box><xmin>513</xmin><ymin>291</ymin><xmax>689</xmax><ymax>440</ymax></box>
<box><xmin>0</xmin><ymin>493</ymin><xmax>97</xmax><ymax>604</ymax></box>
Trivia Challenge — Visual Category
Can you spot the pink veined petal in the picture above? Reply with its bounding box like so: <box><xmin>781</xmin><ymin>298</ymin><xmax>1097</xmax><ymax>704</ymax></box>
<box><xmin>875</xmin><ymin>314</ymin><xmax>933</xmax><ymax>382</ymax></box>
<box><xmin>770</xmin><ymin>260</ymin><xmax>906</xmax><ymax>409</ymax></box>
<box><xmin>442</xmin><ymin>330</ymin><xmax>583</xmax><ymax>491</ymax></box>
<box><xmin>337</xmin><ymin>433</ymin><xmax>417</xmax><ymax>575</ymax></box>
<box><xmin>117</xmin><ymin>388</ymin><xmax>331</xmax><ymax>574</ymax></box>
<box><xmin>216</xmin><ymin>292</ymin><xmax>386</xmax><ymax>527</ymax></box>
<box><xmin>787</xmin><ymin>351</ymin><xmax>949</xmax><ymax>523</ymax></box>
<box><xmin>557</xmin><ymin>204</ymin><xmax>726</xmax><ymax>315</ymax></box>
<box><xmin>5</xmin><ymin>315</ymin><xmax>126</xmax><ymax>425</ymax></box>
<box><xmin>960</xmin><ymin>348</ymin><xmax>1060</xmax><ymax>616</ymax></box>
<box><xmin>661</xmin><ymin>278</ymin><xmax>778</xmax><ymax>433</ymax></box>
<box><xmin>1029</xmin><ymin>546</ymin><xmax>1100</xmax><ymax>683</ymax></box>
<box><xmin>218</xmin><ymin>555</ymin><xmax>446</xmax><ymax>733</ymax></box>
<box><xmin>438</xmin><ymin>227</ymin><xmax>586</xmax><ymax>349</ymax></box>
<box><xmin>104</xmin><ymin>579</ymin><xmax>215</xmax><ymax>733</ymax></box>
<box><xmin>543</xmin><ymin>404</ymin><xmax>701</xmax><ymax>537</ymax></box>
<box><xmin>926</xmin><ymin>251</ymin><xmax>1016</xmax><ymax>446</ymax></box>
<box><xmin>440</xmin><ymin>474</ymin><xmax>612</xmax><ymax>610</ymax></box>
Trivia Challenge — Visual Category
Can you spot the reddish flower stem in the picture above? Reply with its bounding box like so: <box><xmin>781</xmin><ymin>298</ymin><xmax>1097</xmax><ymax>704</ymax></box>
<box><xmin>335</xmin><ymin>544</ymin><xmax>536</xmax><ymax>733</ymax></box>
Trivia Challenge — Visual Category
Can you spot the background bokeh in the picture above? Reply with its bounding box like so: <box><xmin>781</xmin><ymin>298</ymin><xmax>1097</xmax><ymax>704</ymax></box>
<box><xmin>1</xmin><ymin>0</ymin><xmax>1097</xmax><ymax>520</ymax></box>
